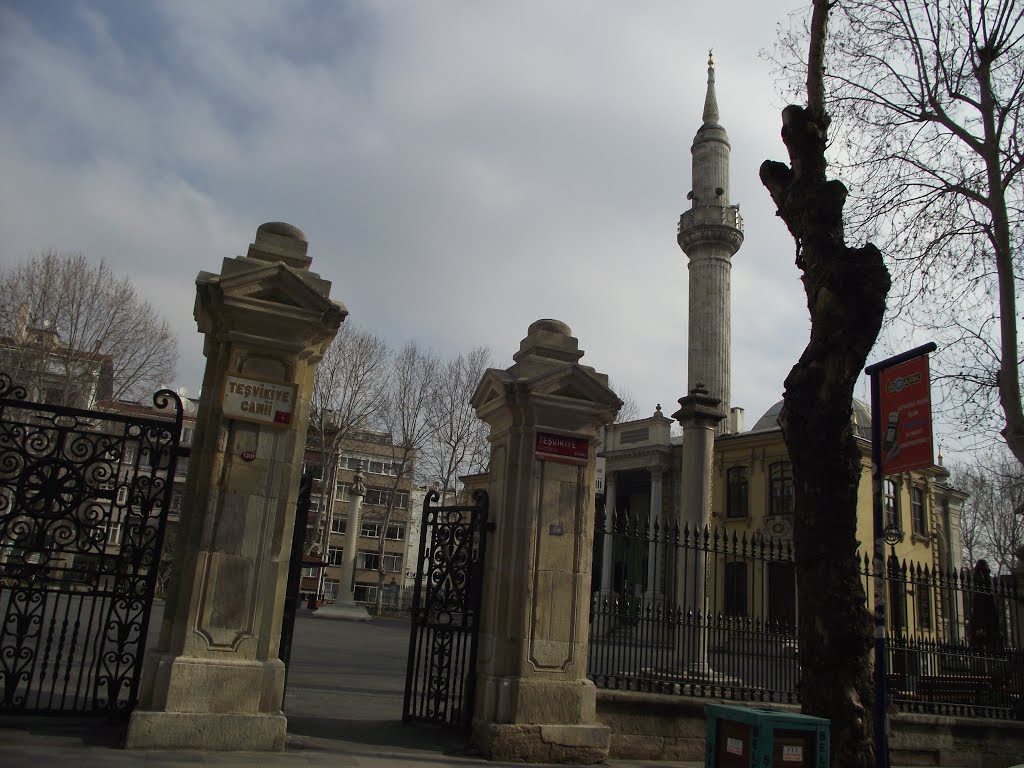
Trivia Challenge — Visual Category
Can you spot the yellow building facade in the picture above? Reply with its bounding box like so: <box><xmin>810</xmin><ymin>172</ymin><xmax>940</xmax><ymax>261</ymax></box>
<box><xmin>598</xmin><ymin>399</ymin><xmax>967</xmax><ymax>640</ymax></box>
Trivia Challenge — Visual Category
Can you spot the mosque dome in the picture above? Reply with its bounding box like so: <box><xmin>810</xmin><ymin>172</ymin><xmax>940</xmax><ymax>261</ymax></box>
<box><xmin>749</xmin><ymin>398</ymin><xmax>872</xmax><ymax>439</ymax></box>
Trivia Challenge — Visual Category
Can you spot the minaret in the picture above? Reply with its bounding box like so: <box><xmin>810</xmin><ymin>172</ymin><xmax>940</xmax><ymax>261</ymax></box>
<box><xmin>677</xmin><ymin>52</ymin><xmax>744</xmax><ymax>434</ymax></box>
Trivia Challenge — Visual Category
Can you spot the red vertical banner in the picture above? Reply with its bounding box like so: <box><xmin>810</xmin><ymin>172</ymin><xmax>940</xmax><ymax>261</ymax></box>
<box><xmin>878</xmin><ymin>355</ymin><xmax>934</xmax><ymax>474</ymax></box>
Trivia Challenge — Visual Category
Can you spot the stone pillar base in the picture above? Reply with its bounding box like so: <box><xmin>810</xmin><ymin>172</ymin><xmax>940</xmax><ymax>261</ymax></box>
<box><xmin>312</xmin><ymin>601</ymin><xmax>371</xmax><ymax>621</ymax></box>
<box><xmin>474</xmin><ymin>723</ymin><xmax>609</xmax><ymax>764</ymax></box>
<box><xmin>125</xmin><ymin>711</ymin><xmax>287</xmax><ymax>751</ymax></box>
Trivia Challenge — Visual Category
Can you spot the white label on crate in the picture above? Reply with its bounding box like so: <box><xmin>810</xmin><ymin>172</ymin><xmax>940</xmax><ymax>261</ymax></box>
<box><xmin>783</xmin><ymin>745</ymin><xmax>803</xmax><ymax>762</ymax></box>
<box><xmin>726</xmin><ymin>737</ymin><xmax>743</xmax><ymax>755</ymax></box>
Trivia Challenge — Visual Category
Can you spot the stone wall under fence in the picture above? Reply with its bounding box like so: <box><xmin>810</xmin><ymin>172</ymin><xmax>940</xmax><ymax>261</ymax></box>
<box><xmin>595</xmin><ymin>690</ymin><xmax>1024</xmax><ymax>767</ymax></box>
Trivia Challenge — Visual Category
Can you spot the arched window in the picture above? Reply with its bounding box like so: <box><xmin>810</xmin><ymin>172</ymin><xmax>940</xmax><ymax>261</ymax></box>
<box><xmin>769</xmin><ymin>462</ymin><xmax>794</xmax><ymax>517</ymax></box>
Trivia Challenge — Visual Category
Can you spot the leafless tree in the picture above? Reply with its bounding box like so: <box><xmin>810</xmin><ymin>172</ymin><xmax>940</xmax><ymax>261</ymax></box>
<box><xmin>609</xmin><ymin>381</ymin><xmax>640</xmax><ymax>423</ymax></box>
<box><xmin>306</xmin><ymin>324</ymin><xmax>391</xmax><ymax>566</ymax></box>
<box><xmin>773</xmin><ymin>0</ymin><xmax>1024</xmax><ymax>462</ymax></box>
<box><xmin>421</xmin><ymin>347</ymin><xmax>492</xmax><ymax>497</ymax></box>
<box><xmin>0</xmin><ymin>251</ymin><xmax>178</xmax><ymax>405</ymax></box>
<box><xmin>952</xmin><ymin>453</ymin><xmax>1024</xmax><ymax>575</ymax></box>
<box><xmin>364</xmin><ymin>341</ymin><xmax>439</xmax><ymax>613</ymax></box>
<box><xmin>760</xmin><ymin>0</ymin><xmax>891</xmax><ymax>763</ymax></box>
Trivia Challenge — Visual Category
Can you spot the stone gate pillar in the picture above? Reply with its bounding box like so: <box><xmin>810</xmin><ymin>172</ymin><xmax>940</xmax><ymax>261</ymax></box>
<box><xmin>470</xmin><ymin>319</ymin><xmax>621</xmax><ymax>764</ymax></box>
<box><xmin>126</xmin><ymin>222</ymin><xmax>346</xmax><ymax>751</ymax></box>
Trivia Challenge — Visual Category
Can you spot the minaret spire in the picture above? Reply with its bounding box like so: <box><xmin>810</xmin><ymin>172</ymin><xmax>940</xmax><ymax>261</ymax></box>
<box><xmin>676</xmin><ymin>54</ymin><xmax>744</xmax><ymax>435</ymax></box>
<box><xmin>702</xmin><ymin>50</ymin><xmax>719</xmax><ymax>126</ymax></box>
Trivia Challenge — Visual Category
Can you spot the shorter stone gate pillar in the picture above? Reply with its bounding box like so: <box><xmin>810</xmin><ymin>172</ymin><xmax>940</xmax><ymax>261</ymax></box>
<box><xmin>126</xmin><ymin>222</ymin><xmax>346</xmax><ymax>751</ymax></box>
<box><xmin>470</xmin><ymin>319</ymin><xmax>621</xmax><ymax>764</ymax></box>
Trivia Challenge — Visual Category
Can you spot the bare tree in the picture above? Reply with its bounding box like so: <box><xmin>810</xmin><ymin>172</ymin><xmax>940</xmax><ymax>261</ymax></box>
<box><xmin>306</xmin><ymin>324</ymin><xmax>391</xmax><ymax>569</ymax></box>
<box><xmin>0</xmin><ymin>251</ymin><xmax>178</xmax><ymax>405</ymax></box>
<box><xmin>774</xmin><ymin>0</ymin><xmax>1024</xmax><ymax>462</ymax></box>
<box><xmin>421</xmin><ymin>347</ymin><xmax>492</xmax><ymax>497</ymax></box>
<box><xmin>952</xmin><ymin>453</ymin><xmax>1024</xmax><ymax>574</ymax></box>
<box><xmin>364</xmin><ymin>341</ymin><xmax>439</xmax><ymax>613</ymax></box>
<box><xmin>609</xmin><ymin>381</ymin><xmax>640</xmax><ymax>423</ymax></box>
<box><xmin>760</xmin><ymin>0</ymin><xmax>892</xmax><ymax>764</ymax></box>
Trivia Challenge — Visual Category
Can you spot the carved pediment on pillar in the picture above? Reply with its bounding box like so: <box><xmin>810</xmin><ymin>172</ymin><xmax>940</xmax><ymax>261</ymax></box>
<box><xmin>529</xmin><ymin>364</ymin><xmax>621</xmax><ymax>407</ymax></box>
<box><xmin>217</xmin><ymin>262</ymin><xmax>339</xmax><ymax>313</ymax></box>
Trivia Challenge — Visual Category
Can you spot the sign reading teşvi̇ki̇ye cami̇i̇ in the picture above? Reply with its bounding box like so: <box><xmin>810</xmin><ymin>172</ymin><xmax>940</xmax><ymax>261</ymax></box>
<box><xmin>221</xmin><ymin>374</ymin><xmax>296</xmax><ymax>427</ymax></box>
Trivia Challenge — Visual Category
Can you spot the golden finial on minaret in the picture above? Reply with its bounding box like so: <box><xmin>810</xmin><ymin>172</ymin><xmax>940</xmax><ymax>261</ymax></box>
<box><xmin>708</xmin><ymin>49</ymin><xmax>714</xmax><ymax>68</ymax></box>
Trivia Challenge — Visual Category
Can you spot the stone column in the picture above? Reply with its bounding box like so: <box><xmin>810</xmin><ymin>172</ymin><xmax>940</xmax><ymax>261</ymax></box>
<box><xmin>314</xmin><ymin>464</ymin><xmax>369</xmax><ymax>621</ymax></box>
<box><xmin>645</xmin><ymin>467</ymin><xmax>663</xmax><ymax>602</ymax></box>
<box><xmin>672</xmin><ymin>384</ymin><xmax>725</xmax><ymax>675</ymax></box>
<box><xmin>470</xmin><ymin>319</ymin><xmax>621</xmax><ymax>764</ymax></box>
<box><xmin>126</xmin><ymin>222</ymin><xmax>346</xmax><ymax>751</ymax></box>
<box><xmin>600</xmin><ymin>470</ymin><xmax>617</xmax><ymax>593</ymax></box>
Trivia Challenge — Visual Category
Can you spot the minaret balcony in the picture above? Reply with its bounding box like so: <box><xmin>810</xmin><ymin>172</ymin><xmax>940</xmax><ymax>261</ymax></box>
<box><xmin>677</xmin><ymin>205</ymin><xmax>744</xmax><ymax>254</ymax></box>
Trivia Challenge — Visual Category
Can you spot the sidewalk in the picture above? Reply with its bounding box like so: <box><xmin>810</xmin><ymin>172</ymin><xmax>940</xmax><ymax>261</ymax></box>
<box><xmin>0</xmin><ymin>716</ymin><xmax>699</xmax><ymax>767</ymax></box>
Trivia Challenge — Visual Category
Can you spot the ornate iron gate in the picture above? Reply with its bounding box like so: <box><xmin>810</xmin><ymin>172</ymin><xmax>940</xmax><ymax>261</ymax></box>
<box><xmin>0</xmin><ymin>373</ymin><xmax>184</xmax><ymax>717</ymax></box>
<box><xmin>403</xmin><ymin>488</ymin><xmax>491</xmax><ymax>728</ymax></box>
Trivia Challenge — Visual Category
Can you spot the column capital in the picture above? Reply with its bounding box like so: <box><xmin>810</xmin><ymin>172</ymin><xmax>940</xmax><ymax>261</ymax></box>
<box><xmin>672</xmin><ymin>383</ymin><xmax>727</xmax><ymax>429</ymax></box>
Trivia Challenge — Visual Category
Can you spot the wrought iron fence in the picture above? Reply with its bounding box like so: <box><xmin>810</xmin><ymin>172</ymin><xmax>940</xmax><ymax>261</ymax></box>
<box><xmin>862</xmin><ymin>548</ymin><xmax>1024</xmax><ymax>719</ymax></box>
<box><xmin>588</xmin><ymin>509</ymin><xmax>1024</xmax><ymax>720</ymax></box>
<box><xmin>0</xmin><ymin>373</ymin><xmax>183</xmax><ymax>717</ymax></box>
<box><xmin>589</xmin><ymin>510</ymin><xmax>799</xmax><ymax>704</ymax></box>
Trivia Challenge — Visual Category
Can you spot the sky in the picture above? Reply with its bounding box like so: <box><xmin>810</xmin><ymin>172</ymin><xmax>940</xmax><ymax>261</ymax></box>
<box><xmin>0</xmin><ymin>0</ymin><xmax>889</xmax><ymax>440</ymax></box>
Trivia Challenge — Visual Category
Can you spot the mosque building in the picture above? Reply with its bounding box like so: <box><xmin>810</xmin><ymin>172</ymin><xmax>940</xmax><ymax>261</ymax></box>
<box><xmin>595</xmin><ymin>54</ymin><xmax>966</xmax><ymax>634</ymax></box>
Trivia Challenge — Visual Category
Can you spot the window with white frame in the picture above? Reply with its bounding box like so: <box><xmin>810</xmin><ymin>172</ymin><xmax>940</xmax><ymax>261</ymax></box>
<box><xmin>357</xmin><ymin>550</ymin><xmax>379</xmax><ymax>570</ymax></box>
<box><xmin>331</xmin><ymin>516</ymin><xmax>347</xmax><ymax>534</ymax></box>
<box><xmin>341</xmin><ymin>456</ymin><xmax>404</xmax><ymax>477</ymax></box>
<box><xmin>353</xmin><ymin>583</ymin><xmax>377</xmax><ymax>603</ymax></box>
<box><xmin>181</xmin><ymin>426</ymin><xmax>194</xmax><ymax>446</ymax></box>
<box><xmin>363</xmin><ymin>489</ymin><xmax>410</xmax><ymax>509</ymax></box>
<box><xmin>116</xmin><ymin>486</ymin><xmax>129</xmax><ymax>506</ymax></box>
<box><xmin>385</xmin><ymin>523</ymin><xmax>406</xmax><ymax>541</ymax></box>
<box><xmin>301</xmin><ymin>566</ymin><xmax>318</xmax><ymax>579</ymax></box>
<box><xmin>335</xmin><ymin>483</ymin><xmax>351</xmax><ymax>502</ymax></box>
<box><xmin>175</xmin><ymin>457</ymin><xmax>189</xmax><ymax>477</ymax></box>
<box><xmin>383</xmin><ymin>553</ymin><xmax>402</xmax><ymax>572</ymax></box>
<box><xmin>169</xmin><ymin>491</ymin><xmax>183</xmax><ymax>513</ymax></box>
<box><xmin>328</xmin><ymin>547</ymin><xmax>343</xmax><ymax>566</ymax></box>
<box><xmin>322</xmin><ymin>578</ymin><xmax>339</xmax><ymax>601</ymax></box>
<box><xmin>107</xmin><ymin>521</ymin><xmax>122</xmax><ymax>546</ymax></box>
<box><xmin>361</xmin><ymin>521</ymin><xmax>381</xmax><ymax>538</ymax></box>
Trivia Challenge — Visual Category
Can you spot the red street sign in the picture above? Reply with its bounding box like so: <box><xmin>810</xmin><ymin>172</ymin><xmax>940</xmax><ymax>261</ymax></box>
<box><xmin>878</xmin><ymin>355</ymin><xmax>934</xmax><ymax>474</ymax></box>
<box><xmin>535</xmin><ymin>431</ymin><xmax>589</xmax><ymax>462</ymax></box>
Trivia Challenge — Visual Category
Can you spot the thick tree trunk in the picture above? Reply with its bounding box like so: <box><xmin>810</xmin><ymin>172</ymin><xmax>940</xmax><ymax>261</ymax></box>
<box><xmin>760</xmin><ymin>2</ymin><xmax>891</xmax><ymax>765</ymax></box>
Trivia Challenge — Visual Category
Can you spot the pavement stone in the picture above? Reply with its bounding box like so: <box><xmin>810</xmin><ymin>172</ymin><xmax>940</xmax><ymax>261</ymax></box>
<box><xmin>0</xmin><ymin>609</ymin><xmax>700</xmax><ymax>767</ymax></box>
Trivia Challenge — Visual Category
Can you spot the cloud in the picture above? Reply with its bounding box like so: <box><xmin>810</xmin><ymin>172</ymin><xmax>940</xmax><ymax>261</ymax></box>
<box><xmin>0</xmin><ymin>0</ymin><xmax>813</xmax><ymax>430</ymax></box>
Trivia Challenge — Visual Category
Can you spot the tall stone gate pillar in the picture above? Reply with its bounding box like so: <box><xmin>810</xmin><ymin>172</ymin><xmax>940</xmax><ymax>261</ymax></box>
<box><xmin>126</xmin><ymin>222</ymin><xmax>346</xmax><ymax>751</ymax></box>
<box><xmin>470</xmin><ymin>319</ymin><xmax>621</xmax><ymax>764</ymax></box>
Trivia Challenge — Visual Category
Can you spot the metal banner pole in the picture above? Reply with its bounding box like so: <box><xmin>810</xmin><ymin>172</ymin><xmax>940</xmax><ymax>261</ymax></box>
<box><xmin>864</xmin><ymin>341</ymin><xmax>936</xmax><ymax>768</ymax></box>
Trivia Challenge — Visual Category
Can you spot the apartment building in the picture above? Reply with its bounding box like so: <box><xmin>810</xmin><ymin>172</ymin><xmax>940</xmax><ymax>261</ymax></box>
<box><xmin>302</xmin><ymin>429</ymin><xmax>415</xmax><ymax>609</ymax></box>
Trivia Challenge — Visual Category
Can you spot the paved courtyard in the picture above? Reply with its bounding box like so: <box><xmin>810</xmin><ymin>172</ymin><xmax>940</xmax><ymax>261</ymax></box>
<box><xmin>0</xmin><ymin>605</ymin><xmax>693</xmax><ymax>766</ymax></box>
